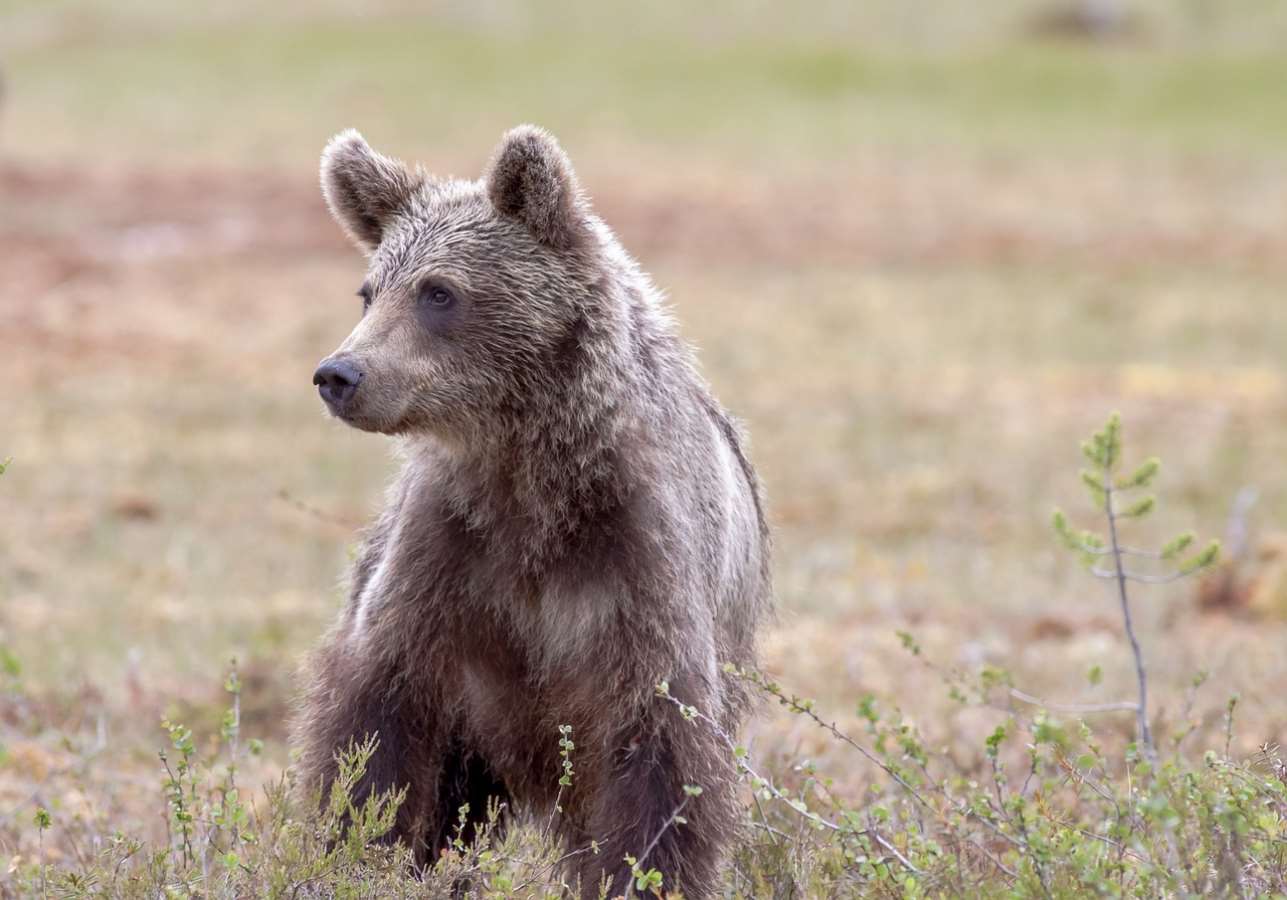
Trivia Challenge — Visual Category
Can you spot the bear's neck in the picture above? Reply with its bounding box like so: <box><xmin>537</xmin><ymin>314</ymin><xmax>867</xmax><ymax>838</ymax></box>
<box><xmin>430</xmin><ymin>282</ymin><xmax>673</xmax><ymax>571</ymax></box>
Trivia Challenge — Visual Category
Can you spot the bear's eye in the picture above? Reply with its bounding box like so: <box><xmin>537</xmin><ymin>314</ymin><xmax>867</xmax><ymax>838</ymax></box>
<box><xmin>420</xmin><ymin>283</ymin><xmax>456</xmax><ymax>309</ymax></box>
<box><xmin>357</xmin><ymin>285</ymin><xmax>373</xmax><ymax>314</ymax></box>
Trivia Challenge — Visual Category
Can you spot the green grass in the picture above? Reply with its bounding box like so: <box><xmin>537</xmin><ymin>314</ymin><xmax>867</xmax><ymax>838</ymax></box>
<box><xmin>5</xmin><ymin>9</ymin><xmax>1287</xmax><ymax>167</ymax></box>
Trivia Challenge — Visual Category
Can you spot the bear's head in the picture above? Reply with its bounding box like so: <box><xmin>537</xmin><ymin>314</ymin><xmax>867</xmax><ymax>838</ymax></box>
<box><xmin>313</xmin><ymin>126</ymin><xmax>604</xmax><ymax>439</ymax></box>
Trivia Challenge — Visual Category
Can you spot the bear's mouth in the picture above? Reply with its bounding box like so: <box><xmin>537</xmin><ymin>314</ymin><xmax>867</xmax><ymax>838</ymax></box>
<box><xmin>321</xmin><ymin>396</ymin><xmax>365</xmax><ymax>428</ymax></box>
<box><xmin>330</xmin><ymin>405</ymin><xmax>379</xmax><ymax>432</ymax></box>
<box><xmin>316</xmin><ymin>387</ymin><xmax>369</xmax><ymax>429</ymax></box>
<box><xmin>326</xmin><ymin>400</ymin><xmax>409</xmax><ymax>436</ymax></box>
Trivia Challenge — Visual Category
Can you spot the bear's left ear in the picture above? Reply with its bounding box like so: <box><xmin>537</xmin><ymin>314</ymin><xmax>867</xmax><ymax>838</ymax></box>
<box><xmin>484</xmin><ymin>125</ymin><xmax>587</xmax><ymax>250</ymax></box>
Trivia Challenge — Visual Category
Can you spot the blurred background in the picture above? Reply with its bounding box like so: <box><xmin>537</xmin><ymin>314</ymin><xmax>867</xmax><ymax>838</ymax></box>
<box><xmin>2</xmin><ymin>0</ymin><xmax>1286</xmax><ymax>859</ymax></box>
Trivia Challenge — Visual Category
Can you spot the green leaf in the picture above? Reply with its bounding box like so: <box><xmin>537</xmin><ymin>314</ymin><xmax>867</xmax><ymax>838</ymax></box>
<box><xmin>1052</xmin><ymin>508</ymin><xmax>1085</xmax><ymax>552</ymax></box>
<box><xmin>896</xmin><ymin>630</ymin><xmax>921</xmax><ymax>655</ymax></box>
<box><xmin>1032</xmin><ymin>714</ymin><xmax>1069</xmax><ymax>749</ymax></box>
<box><xmin>1117</xmin><ymin>456</ymin><xmax>1160</xmax><ymax>489</ymax></box>
<box><xmin>1180</xmin><ymin>540</ymin><xmax>1221</xmax><ymax>574</ymax></box>
<box><xmin>1161</xmin><ymin>532</ymin><xmax>1195</xmax><ymax>560</ymax></box>
<box><xmin>1080</xmin><ymin>470</ymin><xmax>1107</xmax><ymax>510</ymax></box>
<box><xmin>857</xmin><ymin>695</ymin><xmax>879</xmax><ymax>723</ymax></box>
<box><xmin>0</xmin><ymin>648</ymin><xmax>20</xmax><ymax>679</ymax></box>
<box><xmin>1102</xmin><ymin>412</ymin><xmax>1122</xmax><ymax>470</ymax></box>
<box><xmin>1118</xmin><ymin>495</ymin><xmax>1155</xmax><ymax>518</ymax></box>
<box><xmin>1052</xmin><ymin>508</ymin><xmax>1069</xmax><ymax>534</ymax></box>
<box><xmin>985</xmin><ymin>724</ymin><xmax>1007</xmax><ymax>759</ymax></box>
<box><xmin>634</xmin><ymin>867</ymin><xmax>663</xmax><ymax>891</ymax></box>
<box><xmin>1080</xmin><ymin>439</ymin><xmax>1102</xmax><ymax>468</ymax></box>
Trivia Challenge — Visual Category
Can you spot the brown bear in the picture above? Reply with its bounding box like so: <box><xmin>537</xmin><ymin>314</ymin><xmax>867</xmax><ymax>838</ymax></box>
<box><xmin>294</xmin><ymin>125</ymin><xmax>771</xmax><ymax>898</ymax></box>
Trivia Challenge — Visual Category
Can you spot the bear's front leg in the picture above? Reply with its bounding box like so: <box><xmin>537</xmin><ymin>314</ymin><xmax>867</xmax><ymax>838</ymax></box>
<box><xmin>293</xmin><ymin>641</ymin><xmax>443</xmax><ymax>867</ymax></box>
<box><xmin>574</xmin><ymin>715</ymin><xmax>739</xmax><ymax>900</ymax></box>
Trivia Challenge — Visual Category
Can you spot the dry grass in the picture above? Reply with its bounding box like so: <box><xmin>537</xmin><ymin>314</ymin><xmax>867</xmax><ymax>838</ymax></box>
<box><xmin>3</xmin><ymin>2</ymin><xmax>1287</xmax><ymax>895</ymax></box>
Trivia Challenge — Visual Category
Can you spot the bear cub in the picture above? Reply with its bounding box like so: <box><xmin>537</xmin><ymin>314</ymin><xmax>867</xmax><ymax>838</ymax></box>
<box><xmin>295</xmin><ymin>125</ymin><xmax>771</xmax><ymax>898</ymax></box>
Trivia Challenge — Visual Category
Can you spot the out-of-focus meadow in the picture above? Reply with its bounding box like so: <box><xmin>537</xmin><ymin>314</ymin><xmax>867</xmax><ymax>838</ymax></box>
<box><xmin>3</xmin><ymin>0</ymin><xmax>1287</xmax><ymax>891</ymax></box>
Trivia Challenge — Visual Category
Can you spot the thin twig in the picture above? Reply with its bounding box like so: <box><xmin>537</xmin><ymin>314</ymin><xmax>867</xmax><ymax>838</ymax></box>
<box><xmin>866</xmin><ymin>826</ymin><xmax>922</xmax><ymax>878</ymax></box>
<box><xmin>506</xmin><ymin>841</ymin><xmax>597</xmax><ymax>894</ymax></box>
<box><xmin>657</xmin><ymin>687</ymin><xmax>927</xmax><ymax>875</ymax></box>
<box><xmin>1104</xmin><ymin>476</ymin><xmax>1156</xmax><ymax>762</ymax></box>
<box><xmin>1090</xmin><ymin>567</ymin><xmax>1187</xmax><ymax>585</ymax></box>
<box><xmin>968</xmin><ymin>839</ymin><xmax>1019</xmax><ymax>879</ymax></box>
<box><xmin>737</xmin><ymin>671</ymin><xmax>1033</xmax><ymax>861</ymax></box>
<box><xmin>1013</xmin><ymin>756</ymin><xmax>1054</xmax><ymax>900</ymax></box>
<box><xmin>275</xmin><ymin>489</ymin><xmax>359</xmax><ymax>530</ymax></box>
<box><xmin>1074</xmin><ymin>542</ymin><xmax>1165</xmax><ymax>559</ymax></box>
<box><xmin>637</xmin><ymin>797</ymin><xmax>690</xmax><ymax>869</ymax></box>
<box><xmin>1010</xmin><ymin>688</ymin><xmax>1139</xmax><ymax>714</ymax></box>
<box><xmin>735</xmin><ymin>673</ymin><xmax>934</xmax><ymax>813</ymax></box>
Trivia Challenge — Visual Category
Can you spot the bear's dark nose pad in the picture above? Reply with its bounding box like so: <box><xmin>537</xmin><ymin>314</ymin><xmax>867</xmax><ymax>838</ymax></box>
<box><xmin>313</xmin><ymin>359</ymin><xmax>363</xmax><ymax>407</ymax></box>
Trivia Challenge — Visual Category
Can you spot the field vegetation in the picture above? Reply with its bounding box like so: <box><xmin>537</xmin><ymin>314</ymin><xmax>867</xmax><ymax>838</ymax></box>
<box><xmin>3</xmin><ymin>2</ymin><xmax>1287</xmax><ymax>895</ymax></box>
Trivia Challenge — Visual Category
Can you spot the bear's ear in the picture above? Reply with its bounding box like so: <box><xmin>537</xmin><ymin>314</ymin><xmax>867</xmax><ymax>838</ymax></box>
<box><xmin>320</xmin><ymin>129</ymin><xmax>420</xmax><ymax>254</ymax></box>
<box><xmin>484</xmin><ymin>125</ymin><xmax>586</xmax><ymax>250</ymax></box>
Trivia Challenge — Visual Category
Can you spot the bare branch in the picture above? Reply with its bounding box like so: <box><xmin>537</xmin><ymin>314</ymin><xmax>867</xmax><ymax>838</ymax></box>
<box><xmin>1104</xmin><ymin>479</ymin><xmax>1156</xmax><ymax>762</ymax></box>
<box><xmin>867</xmin><ymin>826</ymin><xmax>922</xmax><ymax>877</ymax></box>
<box><xmin>1089</xmin><ymin>568</ymin><xmax>1187</xmax><ymax>585</ymax></box>
<box><xmin>1010</xmin><ymin>688</ymin><xmax>1139</xmax><ymax>714</ymax></box>
<box><xmin>636</xmin><ymin>796</ymin><xmax>690</xmax><ymax>870</ymax></box>
<box><xmin>1076</xmin><ymin>543</ymin><xmax>1163</xmax><ymax>559</ymax></box>
<box><xmin>655</xmin><ymin>686</ymin><xmax>926</xmax><ymax>876</ymax></box>
<box><xmin>968</xmin><ymin>839</ymin><xmax>1018</xmax><ymax>880</ymax></box>
<box><xmin>275</xmin><ymin>489</ymin><xmax>359</xmax><ymax>530</ymax></box>
<box><xmin>1123</xmin><ymin>571</ymin><xmax>1187</xmax><ymax>585</ymax></box>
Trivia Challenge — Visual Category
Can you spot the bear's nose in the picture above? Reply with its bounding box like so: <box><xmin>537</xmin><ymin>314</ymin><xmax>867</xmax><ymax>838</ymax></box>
<box><xmin>313</xmin><ymin>359</ymin><xmax>363</xmax><ymax>407</ymax></box>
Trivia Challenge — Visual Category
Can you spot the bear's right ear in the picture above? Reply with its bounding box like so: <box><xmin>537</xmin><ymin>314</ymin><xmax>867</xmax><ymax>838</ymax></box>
<box><xmin>320</xmin><ymin>130</ymin><xmax>420</xmax><ymax>254</ymax></box>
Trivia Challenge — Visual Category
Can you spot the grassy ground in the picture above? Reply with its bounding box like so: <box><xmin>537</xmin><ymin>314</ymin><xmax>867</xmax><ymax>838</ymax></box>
<box><xmin>3</xmin><ymin>1</ymin><xmax>1287</xmax><ymax>895</ymax></box>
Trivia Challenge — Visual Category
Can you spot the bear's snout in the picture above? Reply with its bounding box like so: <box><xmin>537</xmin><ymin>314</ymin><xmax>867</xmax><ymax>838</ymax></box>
<box><xmin>313</xmin><ymin>358</ymin><xmax>363</xmax><ymax>412</ymax></box>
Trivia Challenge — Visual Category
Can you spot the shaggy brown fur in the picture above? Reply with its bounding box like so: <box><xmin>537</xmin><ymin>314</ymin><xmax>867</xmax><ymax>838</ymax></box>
<box><xmin>294</xmin><ymin>125</ymin><xmax>771</xmax><ymax>898</ymax></box>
